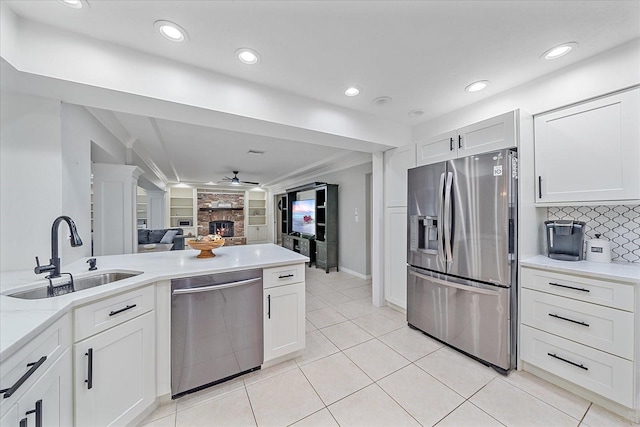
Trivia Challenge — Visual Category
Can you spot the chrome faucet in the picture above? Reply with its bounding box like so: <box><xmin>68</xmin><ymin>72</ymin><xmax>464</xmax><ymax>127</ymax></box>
<box><xmin>34</xmin><ymin>216</ymin><xmax>83</xmax><ymax>278</ymax></box>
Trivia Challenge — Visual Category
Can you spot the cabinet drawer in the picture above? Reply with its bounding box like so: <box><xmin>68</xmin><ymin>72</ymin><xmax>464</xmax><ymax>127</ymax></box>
<box><xmin>521</xmin><ymin>267</ymin><xmax>634</xmax><ymax>311</ymax></box>
<box><xmin>74</xmin><ymin>285</ymin><xmax>155</xmax><ymax>342</ymax></box>
<box><xmin>521</xmin><ymin>325</ymin><xmax>633</xmax><ymax>407</ymax></box>
<box><xmin>0</xmin><ymin>314</ymin><xmax>71</xmax><ymax>409</ymax></box>
<box><xmin>263</xmin><ymin>264</ymin><xmax>305</xmax><ymax>289</ymax></box>
<box><xmin>521</xmin><ymin>289</ymin><xmax>634</xmax><ymax>359</ymax></box>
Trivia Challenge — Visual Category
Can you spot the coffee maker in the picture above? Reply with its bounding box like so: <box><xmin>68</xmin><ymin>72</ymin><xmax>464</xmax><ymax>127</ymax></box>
<box><xmin>545</xmin><ymin>220</ymin><xmax>586</xmax><ymax>261</ymax></box>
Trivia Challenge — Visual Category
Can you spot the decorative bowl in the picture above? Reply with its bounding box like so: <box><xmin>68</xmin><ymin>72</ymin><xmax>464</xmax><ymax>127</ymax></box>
<box><xmin>187</xmin><ymin>239</ymin><xmax>225</xmax><ymax>258</ymax></box>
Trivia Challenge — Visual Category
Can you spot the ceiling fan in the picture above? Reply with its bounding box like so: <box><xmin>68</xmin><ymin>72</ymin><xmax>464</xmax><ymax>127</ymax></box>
<box><xmin>221</xmin><ymin>171</ymin><xmax>259</xmax><ymax>186</ymax></box>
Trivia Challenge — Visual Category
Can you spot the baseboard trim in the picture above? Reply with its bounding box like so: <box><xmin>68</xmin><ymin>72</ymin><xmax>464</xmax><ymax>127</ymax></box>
<box><xmin>338</xmin><ymin>266</ymin><xmax>371</xmax><ymax>280</ymax></box>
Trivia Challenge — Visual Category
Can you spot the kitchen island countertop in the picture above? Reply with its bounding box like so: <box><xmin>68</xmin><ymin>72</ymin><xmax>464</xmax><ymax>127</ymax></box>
<box><xmin>0</xmin><ymin>244</ymin><xmax>308</xmax><ymax>359</ymax></box>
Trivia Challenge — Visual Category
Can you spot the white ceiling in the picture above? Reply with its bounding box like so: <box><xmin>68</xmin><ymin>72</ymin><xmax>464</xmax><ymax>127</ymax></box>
<box><xmin>4</xmin><ymin>0</ymin><xmax>639</xmax><ymax>188</ymax></box>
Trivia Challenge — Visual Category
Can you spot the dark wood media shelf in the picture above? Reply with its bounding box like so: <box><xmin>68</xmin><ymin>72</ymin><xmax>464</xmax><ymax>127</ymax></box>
<box><xmin>281</xmin><ymin>183</ymin><xmax>338</xmax><ymax>273</ymax></box>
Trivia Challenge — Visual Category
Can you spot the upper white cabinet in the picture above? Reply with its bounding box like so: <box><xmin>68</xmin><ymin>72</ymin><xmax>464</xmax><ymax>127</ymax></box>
<box><xmin>534</xmin><ymin>87</ymin><xmax>640</xmax><ymax>205</ymax></box>
<box><xmin>417</xmin><ymin>111</ymin><xmax>517</xmax><ymax>167</ymax></box>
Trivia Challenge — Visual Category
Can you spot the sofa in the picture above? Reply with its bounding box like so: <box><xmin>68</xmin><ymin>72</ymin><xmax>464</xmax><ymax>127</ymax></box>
<box><xmin>137</xmin><ymin>228</ymin><xmax>185</xmax><ymax>251</ymax></box>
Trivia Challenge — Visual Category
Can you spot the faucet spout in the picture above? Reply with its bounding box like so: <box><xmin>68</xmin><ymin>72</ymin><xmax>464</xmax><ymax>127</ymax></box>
<box><xmin>35</xmin><ymin>216</ymin><xmax>83</xmax><ymax>278</ymax></box>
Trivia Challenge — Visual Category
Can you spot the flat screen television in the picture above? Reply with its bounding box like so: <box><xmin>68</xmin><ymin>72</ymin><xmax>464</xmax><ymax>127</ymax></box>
<box><xmin>292</xmin><ymin>199</ymin><xmax>315</xmax><ymax>236</ymax></box>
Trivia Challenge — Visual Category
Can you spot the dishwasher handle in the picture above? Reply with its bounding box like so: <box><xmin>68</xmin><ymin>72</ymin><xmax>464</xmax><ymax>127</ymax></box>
<box><xmin>172</xmin><ymin>277</ymin><xmax>261</xmax><ymax>295</ymax></box>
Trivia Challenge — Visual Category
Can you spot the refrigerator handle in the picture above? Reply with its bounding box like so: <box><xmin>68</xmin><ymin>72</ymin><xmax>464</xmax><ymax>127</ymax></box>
<box><xmin>443</xmin><ymin>172</ymin><xmax>453</xmax><ymax>263</ymax></box>
<box><xmin>437</xmin><ymin>172</ymin><xmax>446</xmax><ymax>262</ymax></box>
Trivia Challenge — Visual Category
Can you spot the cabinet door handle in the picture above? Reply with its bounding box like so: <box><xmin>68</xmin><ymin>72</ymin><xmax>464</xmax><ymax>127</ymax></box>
<box><xmin>267</xmin><ymin>295</ymin><xmax>271</xmax><ymax>319</ymax></box>
<box><xmin>0</xmin><ymin>356</ymin><xmax>47</xmax><ymax>399</ymax></box>
<box><xmin>109</xmin><ymin>304</ymin><xmax>137</xmax><ymax>316</ymax></box>
<box><xmin>549</xmin><ymin>282</ymin><xmax>590</xmax><ymax>293</ymax></box>
<box><xmin>458</xmin><ymin>135</ymin><xmax>462</xmax><ymax>149</ymax></box>
<box><xmin>548</xmin><ymin>313</ymin><xmax>590</xmax><ymax>327</ymax></box>
<box><xmin>538</xmin><ymin>176</ymin><xmax>542</xmax><ymax>199</ymax></box>
<box><xmin>547</xmin><ymin>352</ymin><xmax>588</xmax><ymax>370</ymax></box>
<box><xmin>24</xmin><ymin>399</ymin><xmax>42</xmax><ymax>427</ymax></box>
<box><xmin>85</xmin><ymin>348</ymin><xmax>93</xmax><ymax>390</ymax></box>
<box><xmin>278</xmin><ymin>274</ymin><xmax>294</xmax><ymax>279</ymax></box>
<box><xmin>449</xmin><ymin>137</ymin><xmax>454</xmax><ymax>151</ymax></box>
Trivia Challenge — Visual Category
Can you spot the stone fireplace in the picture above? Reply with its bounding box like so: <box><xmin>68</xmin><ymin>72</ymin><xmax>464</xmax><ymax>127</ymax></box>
<box><xmin>197</xmin><ymin>190</ymin><xmax>246</xmax><ymax>245</ymax></box>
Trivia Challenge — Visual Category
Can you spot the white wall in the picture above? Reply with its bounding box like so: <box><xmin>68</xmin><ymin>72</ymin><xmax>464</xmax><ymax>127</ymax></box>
<box><xmin>413</xmin><ymin>39</ymin><xmax>640</xmax><ymax>142</ymax></box>
<box><xmin>61</xmin><ymin>103</ymin><xmax>126</xmax><ymax>262</ymax></box>
<box><xmin>1</xmin><ymin>91</ymin><xmax>63</xmax><ymax>271</ymax></box>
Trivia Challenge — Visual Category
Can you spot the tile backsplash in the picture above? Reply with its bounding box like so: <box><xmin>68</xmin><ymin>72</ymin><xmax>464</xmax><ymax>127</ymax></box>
<box><xmin>547</xmin><ymin>205</ymin><xmax>640</xmax><ymax>263</ymax></box>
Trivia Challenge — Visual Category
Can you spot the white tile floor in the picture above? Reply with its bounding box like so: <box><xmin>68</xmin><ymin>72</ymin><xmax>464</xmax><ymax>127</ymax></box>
<box><xmin>140</xmin><ymin>267</ymin><xmax>639</xmax><ymax>427</ymax></box>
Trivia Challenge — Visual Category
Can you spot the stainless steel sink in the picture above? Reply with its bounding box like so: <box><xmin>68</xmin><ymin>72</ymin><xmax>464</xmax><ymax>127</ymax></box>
<box><xmin>8</xmin><ymin>271</ymin><xmax>142</xmax><ymax>299</ymax></box>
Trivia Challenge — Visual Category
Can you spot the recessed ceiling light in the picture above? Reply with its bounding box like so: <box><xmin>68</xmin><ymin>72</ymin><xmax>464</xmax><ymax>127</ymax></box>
<box><xmin>465</xmin><ymin>80</ymin><xmax>489</xmax><ymax>93</ymax></box>
<box><xmin>408</xmin><ymin>109</ymin><xmax>425</xmax><ymax>117</ymax></box>
<box><xmin>236</xmin><ymin>48</ymin><xmax>261</xmax><ymax>65</ymax></box>
<box><xmin>372</xmin><ymin>96</ymin><xmax>392</xmax><ymax>106</ymax></box>
<box><xmin>345</xmin><ymin>87</ymin><xmax>360</xmax><ymax>97</ymax></box>
<box><xmin>542</xmin><ymin>42</ymin><xmax>578</xmax><ymax>60</ymax></box>
<box><xmin>58</xmin><ymin>0</ymin><xmax>85</xmax><ymax>9</ymax></box>
<box><xmin>154</xmin><ymin>20</ymin><xmax>189</xmax><ymax>43</ymax></box>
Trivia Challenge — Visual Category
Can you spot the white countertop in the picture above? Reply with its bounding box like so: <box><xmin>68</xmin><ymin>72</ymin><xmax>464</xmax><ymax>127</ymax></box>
<box><xmin>0</xmin><ymin>244</ymin><xmax>308</xmax><ymax>360</ymax></box>
<box><xmin>521</xmin><ymin>255</ymin><xmax>640</xmax><ymax>284</ymax></box>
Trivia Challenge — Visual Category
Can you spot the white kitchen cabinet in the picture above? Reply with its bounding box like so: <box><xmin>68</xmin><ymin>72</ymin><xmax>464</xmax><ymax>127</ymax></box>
<box><xmin>0</xmin><ymin>314</ymin><xmax>71</xmax><ymax>426</ymax></box>
<box><xmin>263</xmin><ymin>282</ymin><xmax>305</xmax><ymax>362</ymax></box>
<box><xmin>0</xmin><ymin>350</ymin><xmax>72</xmax><ymax>427</ymax></box>
<box><xmin>247</xmin><ymin>225</ymin><xmax>268</xmax><ymax>243</ymax></box>
<box><xmin>417</xmin><ymin>111</ymin><xmax>517</xmax><ymax>166</ymax></box>
<box><xmin>520</xmin><ymin>264</ymin><xmax>638</xmax><ymax>420</ymax></box>
<box><xmin>384</xmin><ymin>207</ymin><xmax>407</xmax><ymax>309</ymax></box>
<box><xmin>384</xmin><ymin>144</ymin><xmax>416</xmax><ymax>207</ymax></box>
<box><xmin>534</xmin><ymin>87</ymin><xmax>640</xmax><ymax>204</ymax></box>
<box><xmin>74</xmin><ymin>309</ymin><xmax>155</xmax><ymax>426</ymax></box>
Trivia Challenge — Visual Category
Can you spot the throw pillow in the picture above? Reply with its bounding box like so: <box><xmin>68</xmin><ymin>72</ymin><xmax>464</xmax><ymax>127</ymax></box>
<box><xmin>160</xmin><ymin>229</ymin><xmax>179</xmax><ymax>244</ymax></box>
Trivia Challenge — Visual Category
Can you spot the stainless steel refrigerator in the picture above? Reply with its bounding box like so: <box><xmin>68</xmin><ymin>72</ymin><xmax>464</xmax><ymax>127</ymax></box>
<box><xmin>407</xmin><ymin>148</ymin><xmax>517</xmax><ymax>372</ymax></box>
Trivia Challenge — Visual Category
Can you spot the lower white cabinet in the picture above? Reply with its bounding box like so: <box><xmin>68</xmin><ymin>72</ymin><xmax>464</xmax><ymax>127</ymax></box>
<box><xmin>0</xmin><ymin>350</ymin><xmax>72</xmax><ymax>427</ymax></box>
<box><xmin>263</xmin><ymin>282</ymin><xmax>305</xmax><ymax>362</ymax></box>
<box><xmin>520</xmin><ymin>263</ymin><xmax>638</xmax><ymax>420</ymax></box>
<box><xmin>74</xmin><ymin>310</ymin><xmax>155</xmax><ymax>426</ymax></box>
<box><xmin>247</xmin><ymin>226</ymin><xmax>268</xmax><ymax>243</ymax></box>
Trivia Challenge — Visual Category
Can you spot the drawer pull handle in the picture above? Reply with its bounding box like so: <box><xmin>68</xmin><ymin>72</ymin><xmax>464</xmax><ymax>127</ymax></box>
<box><xmin>25</xmin><ymin>399</ymin><xmax>42</xmax><ymax>427</ymax></box>
<box><xmin>278</xmin><ymin>274</ymin><xmax>294</xmax><ymax>279</ymax></box>
<box><xmin>0</xmin><ymin>356</ymin><xmax>47</xmax><ymax>399</ymax></box>
<box><xmin>548</xmin><ymin>313</ymin><xmax>590</xmax><ymax>327</ymax></box>
<box><xmin>547</xmin><ymin>352</ymin><xmax>588</xmax><ymax>370</ymax></box>
<box><xmin>85</xmin><ymin>348</ymin><xmax>93</xmax><ymax>389</ymax></box>
<box><xmin>548</xmin><ymin>282</ymin><xmax>590</xmax><ymax>293</ymax></box>
<box><xmin>109</xmin><ymin>304</ymin><xmax>137</xmax><ymax>316</ymax></box>
<box><xmin>267</xmin><ymin>294</ymin><xmax>271</xmax><ymax>319</ymax></box>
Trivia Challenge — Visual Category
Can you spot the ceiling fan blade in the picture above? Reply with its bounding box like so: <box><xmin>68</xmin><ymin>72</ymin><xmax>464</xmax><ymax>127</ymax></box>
<box><xmin>240</xmin><ymin>180</ymin><xmax>260</xmax><ymax>185</ymax></box>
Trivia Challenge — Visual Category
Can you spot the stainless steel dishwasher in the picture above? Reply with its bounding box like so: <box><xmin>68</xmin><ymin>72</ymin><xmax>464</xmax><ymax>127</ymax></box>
<box><xmin>171</xmin><ymin>269</ymin><xmax>263</xmax><ymax>398</ymax></box>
